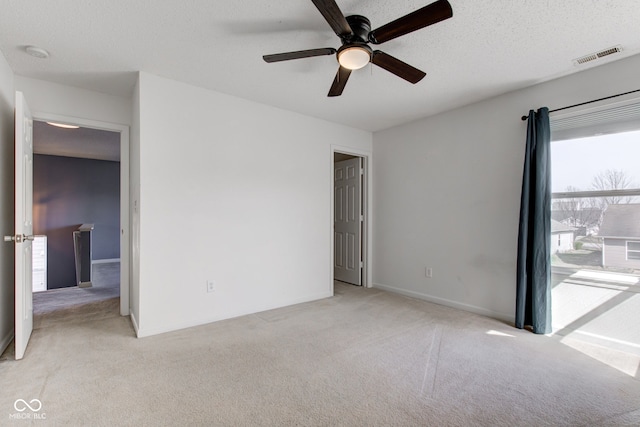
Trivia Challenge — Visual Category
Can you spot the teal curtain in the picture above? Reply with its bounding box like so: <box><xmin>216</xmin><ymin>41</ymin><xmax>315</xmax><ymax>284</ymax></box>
<box><xmin>516</xmin><ymin>107</ymin><xmax>551</xmax><ymax>334</ymax></box>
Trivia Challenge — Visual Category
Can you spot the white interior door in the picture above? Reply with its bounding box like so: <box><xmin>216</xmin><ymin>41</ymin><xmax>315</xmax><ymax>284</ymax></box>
<box><xmin>14</xmin><ymin>91</ymin><xmax>34</xmax><ymax>360</ymax></box>
<box><xmin>334</xmin><ymin>157</ymin><xmax>362</xmax><ymax>285</ymax></box>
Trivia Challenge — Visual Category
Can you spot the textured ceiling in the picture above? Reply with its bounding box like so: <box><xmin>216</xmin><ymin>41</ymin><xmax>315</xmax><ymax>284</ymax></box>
<box><xmin>2</xmin><ymin>0</ymin><xmax>640</xmax><ymax>132</ymax></box>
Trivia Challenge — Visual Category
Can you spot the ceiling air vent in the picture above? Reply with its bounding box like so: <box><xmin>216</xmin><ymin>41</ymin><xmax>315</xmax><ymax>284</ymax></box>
<box><xmin>573</xmin><ymin>45</ymin><xmax>622</xmax><ymax>66</ymax></box>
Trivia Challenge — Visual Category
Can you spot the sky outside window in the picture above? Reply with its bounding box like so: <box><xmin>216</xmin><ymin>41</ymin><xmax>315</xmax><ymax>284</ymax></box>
<box><xmin>551</xmin><ymin>130</ymin><xmax>640</xmax><ymax>192</ymax></box>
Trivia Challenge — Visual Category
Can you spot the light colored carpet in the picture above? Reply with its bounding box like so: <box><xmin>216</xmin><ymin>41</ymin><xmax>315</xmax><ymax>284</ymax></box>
<box><xmin>1</xmin><ymin>282</ymin><xmax>639</xmax><ymax>426</ymax></box>
<box><xmin>32</xmin><ymin>262</ymin><xmax>120</xmax><ymax>329</ymax></box>
<box><xmin>34</xmin><ymin>262</ymin><xmax>120</xmax><ymax>309</ymax></box>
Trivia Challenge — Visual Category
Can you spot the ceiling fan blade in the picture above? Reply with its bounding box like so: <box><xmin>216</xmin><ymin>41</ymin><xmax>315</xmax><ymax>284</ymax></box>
<box><xmin>371</xmin><ymin>51</ymin><xmax>426</xmax><ymax>84</ymax></box>
<box><xmin>368</xmin><ymin>0</ymin><xmax>452</xmax><ymax>44</ymax></box>
<box><xmin>310</xmin><ymin>0</ymin><xmax>353</xmax><ymax>38</ymax></box>
<box><xmin>263</xmin><ymin>48</ymin><xmax>337</xmax><ymax>63</ymax></box>
<box><xmin>328</xmin><ymin>66</ymin><xmax>352</xmax><ymax>97</ymax></box>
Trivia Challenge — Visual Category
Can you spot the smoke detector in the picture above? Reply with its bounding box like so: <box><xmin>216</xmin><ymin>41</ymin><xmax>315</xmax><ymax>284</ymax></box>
<box><xmin>573</xmin><ymin>45</ymin><xmax>622</xmax><ymax>66</ymax></box>
<box><xmin>25</xmin><ymin>46</ymin><xmax>49</xmax><ymax>59</ymax></box>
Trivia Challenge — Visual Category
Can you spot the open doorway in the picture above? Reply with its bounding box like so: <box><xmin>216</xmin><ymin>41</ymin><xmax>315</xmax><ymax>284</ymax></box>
<box><xmin>29</xmin><ymin>114</ymin><xmax>129</xmax><ymax>321</ymax></box>
<box><xmin>32</xmin><ymin>120</ymin><xmax>121</xmax><ymax>318</ymax></box>
<box><xmin>333</xmin><ymin>149</ymin><xmax>370</xmax><ymax>289</ymax></box>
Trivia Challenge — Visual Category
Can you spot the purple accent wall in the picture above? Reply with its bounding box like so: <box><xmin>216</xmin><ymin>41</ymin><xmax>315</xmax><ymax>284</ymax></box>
<box><xmin>33</xmin><ymin>154</ymin><xmax>120</xmax><ymax>289</ymax></box>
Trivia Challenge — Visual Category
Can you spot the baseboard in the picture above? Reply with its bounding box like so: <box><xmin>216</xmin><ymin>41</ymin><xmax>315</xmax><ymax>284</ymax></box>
<box><xmin>372</xmin><ymin>282</ymin><xmax>514</xmax><ymax>323</ymax></box>
<box><xmin>0</xmin><ymin>329</ymin><xmax>14</xmax><ymax>356</ymax></box>
<box><xmin>130</xmin><ymin>311</ymin><xmax>140</xmax><ymax>336</ymax></box>
<box><xmin>92</xmin><ymin>258</ymin><xmax>120</xmax><ymax>265</ymax></box>
<box><xmin>135</xmin><ymin>291</ymin><xmax>332</xmax><ymax>338</ymax></box>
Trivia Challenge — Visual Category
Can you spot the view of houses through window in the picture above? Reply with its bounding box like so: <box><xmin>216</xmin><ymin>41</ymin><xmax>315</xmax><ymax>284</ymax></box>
<box><xmin>550</xmin><ymin>128</ymin><xmax>640</xmax><ymax>373</ymax></box>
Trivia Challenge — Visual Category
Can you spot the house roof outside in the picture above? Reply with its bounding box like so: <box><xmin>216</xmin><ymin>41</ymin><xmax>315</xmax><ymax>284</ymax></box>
<box><xmin>551</xmin><ymin>208</ymin><xmax>602</xmax><ymax>223</ymax></box>
<box><xmin>598</xmin><ymin>204</ymin><xmax>640</xmax><ymax>239</ymax></box>
<box><xmin>551</xmin><ymin>219</ymin><xmax>576</xmax><ymax>234</ymax></box>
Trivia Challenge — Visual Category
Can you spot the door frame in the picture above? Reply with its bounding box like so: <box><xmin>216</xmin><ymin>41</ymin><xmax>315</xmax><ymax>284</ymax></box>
<box><xmin>331</xmin><ymin>145</ymin><xmax>372</xmax><ymax>291</ymax></box>
<box><xmin>31</xmin><ymin>112</ymin><xmax>130</xmax><ymax>316</ymax></box>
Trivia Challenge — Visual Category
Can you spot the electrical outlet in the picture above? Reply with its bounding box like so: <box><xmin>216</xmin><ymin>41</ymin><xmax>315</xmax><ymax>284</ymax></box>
<box><xmin>425</xmin><ymin>267</ymin><xmax>433</xmax><ymax>278</ymax></box>
<box><xmin>207</xmin><ymin>280</ymin><xmax>216</xmax><ymax>293</ymax></box>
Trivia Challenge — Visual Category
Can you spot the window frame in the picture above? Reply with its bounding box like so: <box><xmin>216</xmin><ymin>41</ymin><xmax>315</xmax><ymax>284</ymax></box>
<box><xmin>626</xmin><ymin>241</ymin><xmax>640</xmax><ymax>261</ymax></box>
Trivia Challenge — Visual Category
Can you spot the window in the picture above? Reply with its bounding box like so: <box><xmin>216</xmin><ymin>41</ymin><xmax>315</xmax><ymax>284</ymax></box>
<box><xmin>551</xmin><ymin>130</ymin><xmax>640</xmax><ymax>262</ymax></box>
<box><xmin>627</xmin><ymin>241</ymin><xmax>640</xmax><ymax>260</ymax></box>
<box><xmin>550</xmin><ymin>95</ymin><xmax>640</xmax><ymax>267</ymax></box>
<box><xmin>548</xmin><ymin>94</ymin><xmax>640</xmax><ymax>360</ymax></box>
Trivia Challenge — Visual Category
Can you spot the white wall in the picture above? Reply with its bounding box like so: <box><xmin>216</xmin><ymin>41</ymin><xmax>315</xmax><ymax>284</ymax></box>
<box><xmin>372</xmin><ymin>53</ymin><xmax>640</xmax><ymax>322</ymax></box>
<box><xmin>135</xmin><ymin>72</ymin><xmax>372</xmax><ymax>337</ymax></box>
<box><xmin>14</xmin><ymin>77</ymin><xmax>132</xmax><ymax>125</ymax></box>
<box><xmin>0</xmin><ymin>51</ymin><xmax>15</xmax><ymax>354</ymax></box>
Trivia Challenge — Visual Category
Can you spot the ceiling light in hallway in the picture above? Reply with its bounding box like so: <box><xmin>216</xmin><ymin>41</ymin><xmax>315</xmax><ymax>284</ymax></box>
<box><xmin>46</xmin><ymin>122</ymin><xmax>79</xmax><ymax>129</ymax></box>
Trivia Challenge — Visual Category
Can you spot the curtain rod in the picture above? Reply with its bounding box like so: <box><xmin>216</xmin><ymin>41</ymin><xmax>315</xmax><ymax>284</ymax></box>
<box><xmin>520</xmin><ymin>88</ymin><xmax>640</xmax><ymax>121</ymax></box>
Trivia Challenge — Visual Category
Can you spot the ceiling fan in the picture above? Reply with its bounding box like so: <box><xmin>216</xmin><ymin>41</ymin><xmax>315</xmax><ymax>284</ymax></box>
<box><xmin>262</xmin><ymin>0</ymin><xmax>453</xmax><ymax>97</ymax></box>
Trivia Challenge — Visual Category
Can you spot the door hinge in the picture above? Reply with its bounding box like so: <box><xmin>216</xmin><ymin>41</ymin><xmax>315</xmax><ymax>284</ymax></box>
<box><xmin>4</xmin><ymin>234</ymin><xmax>34</xmax><ymax>243</ymax></box>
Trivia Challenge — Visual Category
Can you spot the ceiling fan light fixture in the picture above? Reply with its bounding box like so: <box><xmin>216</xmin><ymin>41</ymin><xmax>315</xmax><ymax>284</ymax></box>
<box><xmin>262</xmin><ymin>0</ymin><xmax>453</xmax><ymax>96</ymax></box>
<box><xmin>337</xmin><ymin>46</ymin><xmax>371</xmax><ymax>70</ymax></box>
